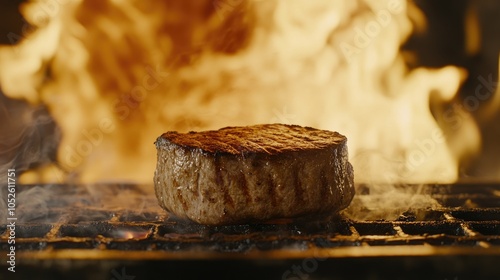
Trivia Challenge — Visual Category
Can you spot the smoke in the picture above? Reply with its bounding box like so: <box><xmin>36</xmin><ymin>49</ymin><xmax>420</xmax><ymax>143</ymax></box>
<box><xmin>344</xmin><ymin>183</ymin><xmax>441</xmax><ymax>221</ymax></box>
<box><xmin>0</xmin><ymin>183</ymin><xmax>159</xmax><ymax>223</ymax></box>
<box><xmin>0</xmin><ymin>91</ymin><xmax>61</xmax><ymax>184</ymax></box>
<box><xmin>0</xmin><ymin>185</ymin><xmax>51</xmax><ymax>222</ymax></box>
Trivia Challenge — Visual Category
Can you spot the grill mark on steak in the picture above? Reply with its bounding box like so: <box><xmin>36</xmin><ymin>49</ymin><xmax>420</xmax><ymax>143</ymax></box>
<box><xmin>293</xmin><ymin>165</ymin><xmax>304</xmax><ymax>203</ymax></box>
<box><xmin>214</xmin><ymin>155</ymin><xmax>235</xmax><ymax>209</ymax></box>
<box><xmin>237</xmin><ymin>145</ymin><xmax>255</xmax><ymax>204</ymax></box>
<box><xmin>237</xmin><ymin>169</ymin><xmax>252</xmax><ymax>203</ymax></box>
<box><xmin>265</xmin><ymin>174</ymin><xmax>278</xmax><ymax>207</ymax></box>
<box><xmin>319</xmin><ymin>169</ymin><xmax>329</xmax><ymax>204</ymax></box>
<box><xmin>214</xmin><ymin>155</ymin><xmax>224</xmax><ymax>186</ymax></box>
<box><xmin>195</xmin><ymin>167</ymin><xmax>202</xmax><ymax>197</ymax></box>
<box><xmin>202</xmin><ymin>189</ymin><xmax>217</xmax><ymax>203</ymax></box>
<box><xmin>176</xmin><ymin>187</ymin><xmax>189</xmax><ymax>212</ymax></box>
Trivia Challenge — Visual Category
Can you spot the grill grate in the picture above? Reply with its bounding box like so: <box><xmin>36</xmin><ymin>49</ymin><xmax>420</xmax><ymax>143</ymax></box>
<box><xmin>1</xmin><ymin>183</ymin><xmax>500</xmax><ymax>256</ymax></box>
<box><xmin>2</xmin><ymin>183</ymin><xmax>500</xmax><ymax>279</ymax></box>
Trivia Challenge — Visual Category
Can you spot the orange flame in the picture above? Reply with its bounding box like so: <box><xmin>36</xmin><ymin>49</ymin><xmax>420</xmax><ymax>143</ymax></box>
<box><xmin>0</xmin><ymin>0</ymin><xmax>496</xmax><ymax>184</ymax></box>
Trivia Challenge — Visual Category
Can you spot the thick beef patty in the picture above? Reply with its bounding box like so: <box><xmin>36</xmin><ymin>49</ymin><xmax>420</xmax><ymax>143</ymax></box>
<box><xmin>154</xmin><ymin>124</ymin><xmax>354</xmax><ymax>225</ymax></box>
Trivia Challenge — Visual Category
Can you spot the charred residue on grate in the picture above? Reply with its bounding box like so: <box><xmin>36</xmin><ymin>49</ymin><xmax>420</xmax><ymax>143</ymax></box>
<box><xmin>468</xmin><ymin>223</ymin><xmax>500</xmax><ymax>235</ymax></box>
<box><xmin>451</xmin><ymin>209</ymin><xmax>500</xmax><ymax>221</ymax></box>
<box><xmin>16</xmin><ymin>224</ymin><xmax>54</xmax><ymax>238</ymax></box>
<box><xmin>58</xmin><ymin>222</ymin><xmax>154</xmax><ymax>239</ymax></box>
<box><xmin>353</xmin><ymin>222</ymin><xmax>397</xmax><ymax>236</ymax></box>
<box><xmin>119</xmin><ymin>211</ymin><xmax>163</xmax><ymax>222</ymax></box>
<box><xmin>397</xmin><ymin>221</ymin><xmax>466</xmax><ymax>236</ymax></box>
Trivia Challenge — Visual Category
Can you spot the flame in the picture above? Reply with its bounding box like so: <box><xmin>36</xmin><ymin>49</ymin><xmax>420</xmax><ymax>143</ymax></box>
<box><xmin>123</xmin><ymin>231</ymin><xmax>134</xmax><ymax>239</ymax></box>
<box><xmin>115</xmin><ymin>229</ymin><xmax>149</xmax><ymax>240</ymax></box>
<box><xmin>0</xmin><ymin>0</ymin><xmax>496</xmax><ymax>184</ymax></box>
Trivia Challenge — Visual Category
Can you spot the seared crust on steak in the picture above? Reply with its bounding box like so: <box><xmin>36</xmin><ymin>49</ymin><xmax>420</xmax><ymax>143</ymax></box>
<box><xmin>154</xmin><ymin>124</ymin><xmax>354</xmax><ymax>225</ymax></box>
<box><xmin>161</xmin><ymin>124</ymin><xmax>348</xmax><ymax>155</ymax></box>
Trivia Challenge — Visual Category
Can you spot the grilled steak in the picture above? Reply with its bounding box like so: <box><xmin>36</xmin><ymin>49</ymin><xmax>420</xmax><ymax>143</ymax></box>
<box><xmin>153</xmin><ymin>124</ymin><xmax>355</xmax><ymax>225</ymax></box>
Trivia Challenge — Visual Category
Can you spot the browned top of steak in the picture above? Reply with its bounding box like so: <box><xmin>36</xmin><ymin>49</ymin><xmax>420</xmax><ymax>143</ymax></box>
<box><xmin>158</xmin><ymin>124</ymin><xmax>347</xmax><ymax>155</ymax></box>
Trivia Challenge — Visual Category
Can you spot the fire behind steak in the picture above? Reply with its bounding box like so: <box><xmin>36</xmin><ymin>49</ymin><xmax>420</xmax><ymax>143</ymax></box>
<box><xmin>153</xmin><ymin>124</ymin><xmax>355</xmax><ymax>225</ymax></box>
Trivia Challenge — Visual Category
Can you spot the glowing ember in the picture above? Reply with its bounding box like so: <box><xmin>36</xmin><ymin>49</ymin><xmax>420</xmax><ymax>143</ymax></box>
<box><xmin>0</xmin><ymin>0</ymin><xmax>497</xmax><ymax>185</ymax></box>
<box><xmin>112</xmin><ymin>228</ymin><xmax>151</xmax><ymax>240</ymax></box>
